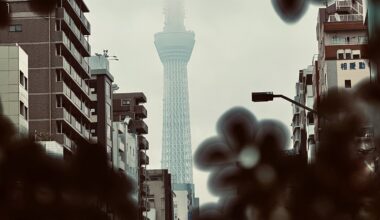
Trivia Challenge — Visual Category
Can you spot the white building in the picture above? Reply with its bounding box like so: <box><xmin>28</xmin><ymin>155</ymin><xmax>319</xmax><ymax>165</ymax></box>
<box><xmin>0</xmin><ymin>44</ymin><xmax>29</xmax><ymax>136</ymax></box>
<box><xmin>112</xmin><ymin>117</ymin><xmax>139</xmax><ymax>199</ymax></box>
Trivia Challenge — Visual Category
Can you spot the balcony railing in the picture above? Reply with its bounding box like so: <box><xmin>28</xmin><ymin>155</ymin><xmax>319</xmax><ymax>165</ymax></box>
<box><xmin>63</xmin><ymin>108</ymin><xmax>90</xmax><ymax>140</ymax></box>
<box><xmin>62</xmin><ymin>9</ymin><xmax>91</xmax><ymax>54</ymax></box>
<box><xmin>119</xmin><ymin>160</ymin><xmax>125</xmax><ymax>171</ymax></box>
<box><xmin>336</xmin><ymin>0</ymin><xmax>363</xmax><ymax>14</ymax></box>
<box><xmin>62</xmin><ymin>83</ymin><xmax>90</xmax><ymax>118</ymax></box>
<box><xmin>66</xmin><ymin>0</ymin><xmax>91</xmax><ymax>33</ymax></box>
<box><xmin>330</xmin><ymin>36</ymin><xmax>368</xmax><ymax>45</ymax></box>
<box><xmin>61</xmin><ymin>56</ymin><xmax>90</xmax><ymax>96</ymax></box>
<box><xmin>328</xmin><ymin>14</ymin><xmax>363</xmax><ymax>22</ymax></box>
<box><xmin>139</xmin><ymin>151</ymin><xmax>149</xmax><ymax>165</ymax></box>
<box><xmin>63</xmin><ymin>134</ymin><xmax>73</xmax><ymax>150</ymax></box>
<box><xmin>61</xmin><ymin>32</ymin><xmax>89</xmax><ymax>74</ymax></box>
<box><xmin>119</xmin><ymin>140</ymin><xmax>125</xmax><ymax>151</ymax></box>
<box><xmin>138</xmin><ymin>135</ymin><xmax>149</xmax><ymax>150</ymax></box>
<box><xmin>134</xmin><ymin>105</ymin><xmax>147</xmax><ymax>118</ymax></box>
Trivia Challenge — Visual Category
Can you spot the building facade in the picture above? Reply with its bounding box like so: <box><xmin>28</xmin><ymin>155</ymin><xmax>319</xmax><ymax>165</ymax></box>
<box><xmin>155</xmin><ymin>0</ymin><xmax>194</xmax><ymax>185</ymax></box>
<box><xmin>0</xmin><ymin>0</ymin><xmax>93</xmax><ymax>159</ymax></box>
<box><xmin>89</xmin><ymin>54</ymin><xmax>114</xmax><ymax>161</ymax></box>
<box><xmin>0</xmin><ymin>44</ymin><xmax>29</xmax><ymax>135</ymax></box>
<box><xmin>292</xmin><ymin>0</ymin><xmax>372</xmax><ymax>163</ymax></box>
<box><xmin>316</xmin><ymin>0</ymin><xmax>370</xmax><ymax>96</ymax></box>
<box><xmin>145</xmin><ymin>169</ymin><xmax>174</xmax><ymax>220</ymax></box>
<box><xmin>291</xmin><ymin>66</ymin><xmax>316</xmax><ymax>163</ymax></box>
<box><xmin>113</xmin><ymin>92</ymin><xmax>150</xmax><ymax>220</ymax></box>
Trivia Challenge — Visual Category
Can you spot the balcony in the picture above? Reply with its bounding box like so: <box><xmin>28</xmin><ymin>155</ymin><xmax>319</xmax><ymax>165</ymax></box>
<box><xmin>62</xmin><ymin>108</ymin><xmax>90</xmax><ymax>141</ymax></box>
<box><xmin>119</xmin><ymin>160</ymin><xmax>125</xmax><ymax>171</ymax></box>
<box><xmin>90</xmin><ymin>114</ymin><xmax>97</xmax><ymax>123</ymax></box>
<box><xmin>63</xmin><ymin>134</ymin><xmax>76</xmax><ymax>151</ymax></box>
<box><xmin>293</xmin><ymin>129</ymin><xmax>301</xmax><ymax>143</ymax></box>
<box><xmin>134</xmin><ymin>105</ymin><xmax>147</xmax><ymax>118</ymax></box>
<box><xmin>117</xmin><ymin>122</ymin><xmax>124</xmax><ymax>134</ymax></box>
<box><xmin>139</xmin><ymin>199</ymin><xmax>150</xmax><ymax>212</ymax></box>
<box><xmin>60</xmin><ymin>56</ymin><xmax>91</xmax><ymax>96</ymax></box>
<box><xmin>140</xmin><ymin>167</ymin><xmax>147</xmax><ymax>181</ymax></box>
<box><xmin>130</xmin><ymin>119</ymin><xmax>148</xmax><ymax>135</ymax></box>
<box><xmin>62</xmin><ymin>82</ymin><xmax>91</xmax><ymax>119</ymax></box>
<box><xmin>65</xmin><ymin>0</ymin><xmax>91</xmax><ymax>34</ymax></box>
<box><xmin>59</xmin><ymin>8</ymin><xmax>91</xmax><ymax>56</ymax></box>
<box><xmin>119</xmin><ymin>140</ymin><xmax>125</xmax><ymax>152</ymax></box>
<box><xmin>61</xmin><ymin>32</ymin><xmax>90</xmax><ymax>76</ymax></box>
<box><xmin>90</xmin><ymin>135</ymin><xmax>98</xmax><ymax>143</ymax></box>
<box><xmin>328</xmin><ymin>14</ymin><xmax>363</xmax><ymax>23</ymax></box>
<box><xmin>138</xmin><ymin>135</ymin><xmax>149</xmax><ymax>150</ymax></box>
<box><xmin>141</xmin><ymin>184</ymin><xmax>149</xmax><ymax>196</ymax></box>
<box><xmin>335</xmin><ymin>0</ymin><xmax>363</xmax><ymax>14</ymax></box>
<box><xmin>139</xmin><ymin>151</ymin><xmax>149</xmax><ymax>166</ymax></box>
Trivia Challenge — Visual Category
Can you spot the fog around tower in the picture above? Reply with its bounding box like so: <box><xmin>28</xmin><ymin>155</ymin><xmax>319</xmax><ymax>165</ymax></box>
<box><xmin>164</xmin><ymin>0</ymin><xmax>186</xmax><ymax>32</ymax></box>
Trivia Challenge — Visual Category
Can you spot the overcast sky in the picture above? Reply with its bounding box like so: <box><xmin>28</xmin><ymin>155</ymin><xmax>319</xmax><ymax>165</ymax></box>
<box><xmin>86</xmin><ymin>0</ymin><xmax>319</xmax><ymax>205</ymax></box>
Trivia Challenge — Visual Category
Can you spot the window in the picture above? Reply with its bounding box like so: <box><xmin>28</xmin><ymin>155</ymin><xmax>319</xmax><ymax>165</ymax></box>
<box><xmin>20</xmin><ymin>71</ymin><xmax>24</xmax><ymax>86</ymax></box>
<box><xmin>341</xmin><ymin>63</ymin><xmax>347</xmax><ymax>70</ymax></box>
<box><xmin>345</xmin><ymin>80</ymin><xmax>351</xmax><ymax>88</ymax></box>
<box><xmin>56</xmin><ymin>71</ymin><xmax>62</xmax><ymax>81</ymax></box>
<box><xmin>9</xmin><ymin>24</ymin><xmax>22</xmax><ymax>32</ymax></box>
<box><xmin>24</xmin><ymin>77</ymin><xmax>28</xmax><ymax>91</ymax></box>
<box><xmin>353</xmin><ymin>54</ymin><xmax>360</xmax><ymax>59</ymax></box>
<box><xmin>350</xmin><ymin>62</ymin><xmax>356</xmax><ymax>70</ymax></box>
<box><xmin>338</xmin><ymin>53</ymin><xmax>344</xmax><ymax>59</ymax></box>
<box><xmin>306</xmin><ymin>74</ymin><xmax>313</xmax><ymax>85</ymax></box>
<box><xmin>346</xmin><ymin>53</ymin><xmax>352</xmax><ymax>59</ymax></box>
<box><xmin>121</xmin><ymin>99</ymin><xmax>130</xmax><ymax>106</ymax></box>
<box><xmin>307</xmin><ymin>112</ymin><xmax>314</xmax><ymax>125</ymax></box>
<box><xmin>24</xmin><ymin>106</ymin><xmax>28</xmax><ymax>120</ymax></box>
<box><xmin>359</xmin><ymin>62</ymin><xmax>366</xmax><ymax>69</ymax></box>
<box><xmin>20</xmin><ymin>101</ymin><xmax>24</xmax><ymax>117</ymax></box>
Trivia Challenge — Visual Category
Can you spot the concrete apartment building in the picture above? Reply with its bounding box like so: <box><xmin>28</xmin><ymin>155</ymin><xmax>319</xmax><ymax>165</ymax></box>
<box><xmin>0</xmin><ymin>44</ymin><xmax>28</xmax><ymax>135</ymax></box>
<box><xmin>316</xmin><ymin>0</ymin><xmax>370</xmax><ymax>96</ymax></box>
<box><xmin>0</xmin><ymin>0</ymin><xmax>92</xmax><ymax>158</ymax></box>
<box><xmin>89</xmin><ymin>54</ymin><xmax>114</xmax><ymax>160</ymax></box>
<box><xmin>145</xmin><ymin>169</ymin><xmax>174</xmax><ymax>220</ymax></box>
<box><xmin>291</xmin><ymin>66</ymin><xmax>316</xmax><ymax>163</ymax></box>
<box><xmin>292</xmin><ymin>0</ymin><xmax>372</xmax><ymax>163</ymax></box>
<box><xmin>112</xmin><ymin>118</ymin><xmax>139</xmax><ymax>179</ymax></box>
<box><xmin>113</xmin><ymin>92</ymin><xmax>150</xmax><ymax>220</ymax></box>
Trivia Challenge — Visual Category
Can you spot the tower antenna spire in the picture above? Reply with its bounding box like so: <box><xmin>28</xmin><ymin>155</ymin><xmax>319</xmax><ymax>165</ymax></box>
<box><xmin>164</xmin><ymin>0</ymin><xmax>186</xmax><ymax>32</ymax></box>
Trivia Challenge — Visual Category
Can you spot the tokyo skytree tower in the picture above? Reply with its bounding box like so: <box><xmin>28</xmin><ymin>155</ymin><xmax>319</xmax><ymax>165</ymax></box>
<box><xmin>155</xmin><ymin>0</ymin><xmax>194</xmax><ymax>184</ymax></box>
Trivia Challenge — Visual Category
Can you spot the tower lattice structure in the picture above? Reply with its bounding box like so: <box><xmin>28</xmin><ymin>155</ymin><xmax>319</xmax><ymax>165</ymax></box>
<box><xmin>155</xmin><ymin>0</ymin><xmax>194</xmax><ymax>184</ymax></box>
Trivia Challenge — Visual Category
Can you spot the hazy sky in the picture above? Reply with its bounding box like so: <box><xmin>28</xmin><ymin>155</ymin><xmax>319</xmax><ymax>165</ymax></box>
<box><xmin>86</xmin><ymin>0</ymin><xmax>319</xmax><ymax>205</ymax></box>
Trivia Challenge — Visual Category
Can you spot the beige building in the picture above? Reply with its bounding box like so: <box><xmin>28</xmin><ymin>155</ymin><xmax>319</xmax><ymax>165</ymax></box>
<box><xmin>0</xmin><ymin>44</ymin><xmax>29</xmax><ymax>135</ymax></box>
<box><xmin>146</xmin><ymin>169</ymin><xmax>174</xmax><ymax>220</ymax></box>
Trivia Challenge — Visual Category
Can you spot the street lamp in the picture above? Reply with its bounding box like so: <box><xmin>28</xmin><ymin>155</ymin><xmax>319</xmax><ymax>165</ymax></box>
<box><xmin>251</xmin><ymin>92</ymin><xmax>318</xmax><ymax>115</ymax></box>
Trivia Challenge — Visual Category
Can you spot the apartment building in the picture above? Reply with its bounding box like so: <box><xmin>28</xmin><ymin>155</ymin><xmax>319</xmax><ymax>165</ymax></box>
<box><xmin>89</xmin><ymin>54</ymin><xmax>114</xmax><ymax>160</ymax></box>
<box><xmin>291</xmin><ymin>0</ymin><xmax>372</xmax><ymax>163</ymax></box>
<box><xmin>145</xmin><ymin>169</ymin><xmax>174</xmax><ymax>220</ymax></box>
<box><xmin>0</xmin><ymin>44</ymin><xmax>28</xmax><ymax>136</ymax></box>
<box><xmin>291</xmin><ymin>66</ymin><xmax>316</xmax><ymax>163</ymax></box>
<box><xmin>0</xmin><ymin>0</ymin><xmax>93</xmax><ymax>159</ymax></box>
<box><xmin>113</xmin><ymin>92</ymin><xmax>150</xmax><ymax>220</ymax></box>
<box><xmin>316</xmin><ymin>0</ymin><xmax>370</xmax><ymax>96</ymax></box>
<box><xmin>112</xmin><ymin>117</ymin><xmax>140</xmax><ymax>200</ymax></box>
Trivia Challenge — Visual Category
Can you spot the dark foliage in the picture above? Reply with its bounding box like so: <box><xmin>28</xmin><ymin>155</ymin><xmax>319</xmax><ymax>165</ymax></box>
<box><xmin>194</xmin><ymin>81</ymin><xmax>380</xmax><ymax>220</ymax></box>
<box><xmin>0</xmin><ymin>116</ymin><xmax>138</xmax><ymax>220</ymax></box>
